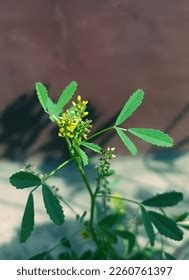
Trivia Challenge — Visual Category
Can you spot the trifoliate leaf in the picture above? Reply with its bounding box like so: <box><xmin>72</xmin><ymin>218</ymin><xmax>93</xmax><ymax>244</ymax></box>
<box><xmin>115</xmin><ymin>89</ymin><xmax>144</xmax><ymax>126</ymax></box>
<box><xmin>128</xmin><ymin>128</ymin><xmax>173</xmax><ymax>147</ymax></box>
<box><xmin>149</xmin><ymin>211</ymin><xmax>183</xmax><ymax>241</ymax></box>
<box><xmin>142</xmin><ymin>191</ymin><xmax>183</xmax><ymax>207</ymax></box>
<box><xmin>10</xmin><ymin>171</ymin><xmax>41</xmax><ymax>189</ymax></box>
<box><xmin>54</xmin><ymin>81</ymin><xmax>77</xmax><ymax>117</ymax></box>
<box><xmin>114</xmin><ymin>229</ymin><xmax>135</xmax><ymax>253</ymax></box>
<box><xmin>140</xmin><ymin>206</ymin><xmax>155</xmax><ymax>246</ymax></box>
<box><xmin>20</xmin><ymin>193</ymin><xmax>34</xmax><ymax>243</ymax></box>
<box><xmin>80</xmin><ymin>141</ymin><xmax>102</xmax><ymax>154</ymax></box>
<box><xmin>42</xmin><ymin>184</ymin><xmax>65</xmax><ymax>225</ymax></box>
<box><xmin>116</xmin><ymin>127</ymin><xmax>138</xmax><ymax>156</ymax></box>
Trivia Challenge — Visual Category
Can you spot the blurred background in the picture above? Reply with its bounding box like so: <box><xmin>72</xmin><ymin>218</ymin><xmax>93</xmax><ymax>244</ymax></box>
<box><xmin>0</xmin><ymin>0</ymin><xmax>188</xmax><ymax>259</ymax></box>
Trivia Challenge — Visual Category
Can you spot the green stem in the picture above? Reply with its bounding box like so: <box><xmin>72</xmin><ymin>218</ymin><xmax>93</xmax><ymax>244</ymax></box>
<box><xmin>96</xmin><ymin>194</ymin><xmax>140</xmax><ymax>205</ymax></box>
<box><xmin>117</xmin><ymin>127</ymin><xmax>127</xmax><ymax>132</ymax></box>
<box><xmin>159</xmin><ymin>207</ymin><xmax>167</xmax><ymax>216</ymax></box>
<box><xmin>58</xmin><ymin>196</ymin><xmax>79</xmax><ymax>216</ymax></box>
<box><xmin>31</xmin><ymin>158</ymin><xmax>72</xmax><ymax>198</ymax></box>
<box><xmin>66</xmin><ymin>138</ymin><xmax>94</xmax><ymax>222</ymax></box>
<box><xmin>31</xmin><ymin>186</ymin><xmax>39</xmax><ymax>193</ymax></box>
<box><xmin>66</xmin><ymin>138</ymin><xmax>101</xmax><ymax>250</ymax></box>
<box><xmin>45</xmin><ymin>159</ymin><xmax>72</xmax><ymax>180</ymax></box>
<box><xmin>76</xmin><ymin>162</ymin><xmax>101</xmax><ymax>247</ymax></box>
<box><xmin>143</xmin><ymin>232</ymin><xmax>158</xmax><ymax>250</ymax></box>
<box><xmin>87</xmin><ymin>126</ymin><xmax>115</xmax><ymax>141</ymax></box>
<box><xmin>76</xmin><ymin>163</ymin><xmax>93</xmax><ymax>199</ymax></box>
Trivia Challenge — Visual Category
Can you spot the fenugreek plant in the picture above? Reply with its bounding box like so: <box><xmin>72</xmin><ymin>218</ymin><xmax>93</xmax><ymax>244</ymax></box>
<box><xmin>9</xmin><ymin>81</ymin><xmax>188</xmax><ymax>259</ymax></box>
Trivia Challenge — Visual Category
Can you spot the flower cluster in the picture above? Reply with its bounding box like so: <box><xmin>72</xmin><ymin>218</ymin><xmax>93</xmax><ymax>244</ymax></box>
<box><xmin>96</xmin><ymin>147</ymin><xmax>116</xmax><ymax>215</ymax></box>
<box><xmin>57</xmin><ymin>95</ymin><xmax>92</xmax><ymax>141</ymax></box>
<box><xmin>98</xmin><ymin>147</ymin><xmax>116</xmax><ymax>177</ymax></box>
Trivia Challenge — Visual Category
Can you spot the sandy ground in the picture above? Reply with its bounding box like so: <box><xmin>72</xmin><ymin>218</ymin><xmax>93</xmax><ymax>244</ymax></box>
<box><xmin>0</xmin><ymin>151</ymin><xmax>189</xmax><ymax>259</ymax></box>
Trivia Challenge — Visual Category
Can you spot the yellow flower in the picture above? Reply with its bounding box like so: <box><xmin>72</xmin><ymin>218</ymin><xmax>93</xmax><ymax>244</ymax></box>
<box><xmin>77</xmin><ymin>95</ymin><xmax>81</xmax><ymax>102</ymax></box>
<box><xmin>57</xmin><ymin>95</ymin><xmax>92</xmax><ymax>141</ymax></box>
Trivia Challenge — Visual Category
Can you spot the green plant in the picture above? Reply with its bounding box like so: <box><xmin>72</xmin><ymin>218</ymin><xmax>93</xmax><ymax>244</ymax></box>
<box><xmin>9</xmin><ymin>81</ymin><xmax>188</xmax><ymax>260</ymax></box>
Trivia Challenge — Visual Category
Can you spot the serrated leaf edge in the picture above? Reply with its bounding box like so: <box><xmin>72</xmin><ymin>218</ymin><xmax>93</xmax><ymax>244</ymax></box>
<box><xmin>20</xmin><ymin>193</ymin><xmax>35</xmax><ymax>243</ymax></box>
<box><xmin>42</xmin><ymin>184</ymin><xmax>65</xmax><ymax>225</ymax></box>
<box><xmin>128</xmin><ymin>128</ymin><xmax>173</xmax><ymax>147</ymax></box>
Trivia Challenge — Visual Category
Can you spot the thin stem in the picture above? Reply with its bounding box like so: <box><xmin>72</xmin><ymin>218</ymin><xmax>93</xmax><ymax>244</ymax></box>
<box><xmin>143</xmin><ymin>232</ymin><xmax>158</xmax><ymax>250</ymax></box>
<box><xmin>96</xmin><ymin>194</ymin><xmax>140</xmax><ymax>205</ymax></box>
<box><xmin>45</xmin><ymin>228</ymin><xmax>85</xmax><ymax>255</ymax></box>
<box><xmin>160</xmin><ymin>235</ymin><xmax>164</xmax><ymax>252</ymax></box>
<box><xmin>76</xmin><ymin>163</ymin><xmax>93</xmax><ymax>199</ymax></box>
<box><xmin>118</xmin><ymin>127</ymin><xmax>127</xmax><ymax>132</ymax></box>
<box><xmin>87</xmin><ymin>126</ymin><xmax>115</xmax><ymax>141</ymax></box>
<box><xmin>31</xmin><ymin>159</ymin><xmax>72</xmax><ymax>194</ymax></box>
<box><xmin>45</xmin><ymin>159</ymin><xmax>72</xmax><ymax>180</ymax></box>
<box><xmin>75</xmin><ymin>162</ymin><xmax>101</xmax><ymax>247</ymax></box>
<box><xmin>31</xmin><ymin>186</ymin><xmax>39</xmax><ymax>193</ymax></box>
<box><xmin>66</xmin><ymin>137</ymin><xmax>101</xmax><ymax>250</ymax></box>
<box><xmin>59</xmin><ymin>196</ymin><xmax>79</xmax><ymax>216</ymax></box>
<box><xmin>53</xmin><ymin>115</ymin><xmax>59</xmax><ymax>122</ymax></box>
<box><xmin>159</xmin><ymin>207</ymin><xmax>167</xmax><ymax>216</ymax></box>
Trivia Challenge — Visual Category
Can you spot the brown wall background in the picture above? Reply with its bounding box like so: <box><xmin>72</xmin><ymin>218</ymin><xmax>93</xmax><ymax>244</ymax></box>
<box><xmin>0</xmin><ymin>0</ymin><xmax>188</xmax><ymax>158</ymax></box>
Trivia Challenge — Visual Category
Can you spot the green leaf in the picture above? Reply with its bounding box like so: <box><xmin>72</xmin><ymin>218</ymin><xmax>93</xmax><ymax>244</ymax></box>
<box><xmin>47</xmin><ymin>99</ymin><xmax>57</xmax><ymax>121</ymax></box>
<box><xmin>54</xmin><ymin>81</ymin><xmax>78</xmax><ymax>117</ymax></box>
<box><xmin>61</xmin><ymin>237</ymin><xmax>72</xmax><ymax>249</ymax></box>
<box><xmin>36</xmin><ymin>82</ymin><xmax>55</xmax><ymax>114</ymax></box>
<box><xmin>149</xmin><ymin>211</ymin><xmax>183</xmax><ymax>241</ymax></box>
<box><xmin>10</xmin><ymin>171</ymin><xmax>41</xmax><ymax>189</ymax></box>
<box><xmin>99</xmin><ymin>228</ymin><xmax>118</xmax><ymax>244</ymax></box>
<box><xmin>80</xmin><ymin>141</ymin><xmax>102</xmax><ymax>154</ymax></box>
<box><xmin>77</xmin><ymin>147</ymin><xmax>89</xmax><ymax>166</ymax></box>
<box><xmin>115</xmin><ymin>89</ymin><xmax>144</xmax><ymax>126</ymax></box>
<box><xmin>36</xmin><ymin>82</ymin><xmax>49</xmax><ymax>112</ymax></box>
<box><xmin>128</xmin><ymin>128</ymin><xmax>173</xmax><ymax>147</ymax></box>
<box><xmin>114</xmin><ymin>229</ymin><xmax>135</xmax><ymax>253</ymax></box>
<box><xmin>142</xmin><ymin>191</ymin><xmax>183</xmax><ymax>207</ymax></box>
<box><xmin>177</xmin><ymin>221</ymin><xmax>189</xmax><ymax>230</ymax></box>
<box><xmin>116</xmin><ymin>127</ymin><xmax>138</xmax><ymax>156</ymax></box>
<box><xmin>98</xmin><ymin>213</ymin><xmax>124</xmax><ymax>228</ymax></box>
<box><xmin>140</xmin><ymin>206</ymin><xmax>155</xmax><ymax>246</ymax></box>
<box><xmin>174</xmin><ymin>212</ymin><xmax>188</xmax><ymax>222</ymax></box>
<box><xmin>20</xmin><ymin>193</ymin><xmax>34</xmax><ymax>243</ymax></box>
<box><xmin>42</xmin><ymin>184</ymin><xmax>65</xmax><ymax>225</ymax></box>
